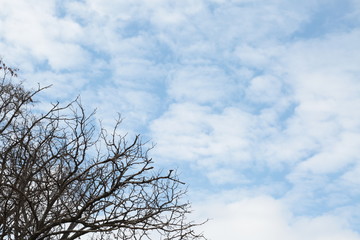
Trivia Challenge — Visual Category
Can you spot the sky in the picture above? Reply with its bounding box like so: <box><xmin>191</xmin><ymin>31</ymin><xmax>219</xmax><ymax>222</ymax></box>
<box><xmin>1</xmin><ymin>0</ymin><xmax>360</xmax><ymax>239</ymax></box>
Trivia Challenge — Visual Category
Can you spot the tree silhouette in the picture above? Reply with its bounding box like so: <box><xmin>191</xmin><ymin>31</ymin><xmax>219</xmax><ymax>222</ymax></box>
<box><xmin>0</xmin><ymin>60</ymin><xmax>206</xmax><ymax>240</ymax></box>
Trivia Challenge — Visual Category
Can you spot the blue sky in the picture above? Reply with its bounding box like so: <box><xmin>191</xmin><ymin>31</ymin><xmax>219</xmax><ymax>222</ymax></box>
<box><xmin>1</xmin><ymin>0</ymin><xmax>360</xmax><ymax>239</ymax></box>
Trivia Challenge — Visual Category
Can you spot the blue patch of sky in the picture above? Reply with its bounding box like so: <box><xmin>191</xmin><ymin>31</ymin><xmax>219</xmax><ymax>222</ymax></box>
<box><xmin>277</xmin><ymin>102</ymin><xmax>299</xmax><ymax>128</ymax></box>
<box><xmin>82</xmin><ymin>43</ymin><xmax>112</xmax><ymax>62</ymax></box>
<box><xmin>121</xmin><ymin>20</ymin><xmax>152</xmax><ymax>39</ymax></box>
<box><xmin>188</xmin><ymin>167</ymin><xmax>293</xmax><ymax>197</ymax></box>
<box><xmin>54</xmin><ymin>0</ymin><xmax>68</xmax><ymax>18</ymax></box>
<box><xmin>292</xmin><ymin>187</ymin><xmax>360</xmax><ymax>219</ymax></box>
<box><xmin>207</xmin><ymin>1</ymin><xmax>220</xmax><ymax>15</ymax></box>
<box><xmin>242</xmin><ymin>102</ymin><xmax>274</xmax><ymax>115</ymax></box>
<box><xmin>293</xmin><ymin>200</ymin><xmax>335</xmax><ymax>218</ymax></box>
<box><xmin>58</xmin><ymin>1</ymin><xmax>89</xmax><ymax>28</ymax></box>
<box><xmin>292</xmin><ymin>0</ymin><xmax>355</xmax><ymax>39</ymax></box>
<box><xmin>33</xmin><ymin>59</ymin><xmax>53</xmax><ymax>72</ymax></box>
<box><xmin>243</xmin><ymin>165</ymin><xmax>292</xmax><ymax>190</ymax></box>
<box><xmin>178</xmin><ymin>155</ymin><xmax>295</xmax><ymax>195</ymax></box>
<box><xmin>225</xmin><ymin>68</ymin><xmax>264</xmax><ymax>112</ymax></box>
<box><xmin>146</xmin><ymin>39</ymin><xmax>176</xmax><ymax>64</ymax></box>
<box><xmin>327</xmin><ymin>162</ymin><xmax>358</xmax><ymax>182</ymax></box>
<box><xmin>239</xmin><ymin>99</ymin><xmax>280</xmax><ymax>117</ymax></box>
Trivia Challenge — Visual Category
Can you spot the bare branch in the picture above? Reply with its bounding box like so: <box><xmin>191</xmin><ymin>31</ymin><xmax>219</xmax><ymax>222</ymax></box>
<box><xmin>0</xmin><ymin>60</ymin><xmax>206</xmax><ymax>240</ymax></box>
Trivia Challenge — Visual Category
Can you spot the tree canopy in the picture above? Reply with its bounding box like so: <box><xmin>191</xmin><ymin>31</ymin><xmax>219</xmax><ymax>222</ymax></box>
<box><xmin>0</xmin><ymin>60</ymin><xmax>205</xmax><ymax>240</ymax></box>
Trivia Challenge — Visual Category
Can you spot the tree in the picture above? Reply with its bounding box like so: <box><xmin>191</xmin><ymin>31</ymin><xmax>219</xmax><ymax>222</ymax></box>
<box><xmin>0</xmin><ymin>60</ymin><xmax>206</xmax><ymax>240</ymax></box>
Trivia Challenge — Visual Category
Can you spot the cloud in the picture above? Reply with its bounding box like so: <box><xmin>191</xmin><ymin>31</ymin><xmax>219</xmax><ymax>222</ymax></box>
<box><xmin>167</xmin><ymin>65</ymin><xmax>235</xmax><ymax>104</ymax></box>
<box><xmin>150</xmin><ymin>103</ymin><xmax>255</xmax><ymax>168</ymax></box>
<box><xmin>245</xmin><ymin>74</ymin><xmax>283</xmax><ymax>103</ymax></box>
<box><xmin>276</xmin><ymin>29</ymin><xmax>360</xmax><ymax>171</ymax></box>
<box><xmin>0</xmin><ymin>0</ymin><xmax>89</xmax><ymax>71</ymax></box>
<box><xmin>2</xmin><ymin>0</ymin><xmax>360</xmax><ymax>238</ymax></box>
<box><xmin>194</xmin><ymin>194</ymin><xmax>360</xmax><ymax>240</ymax></box>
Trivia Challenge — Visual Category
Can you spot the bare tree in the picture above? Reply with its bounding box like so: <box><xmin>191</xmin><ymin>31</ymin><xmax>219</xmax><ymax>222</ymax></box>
<box><xmin>0</xmin><ymin>60</ymin><xmax>206</xmax><ymax>240</ymax></box>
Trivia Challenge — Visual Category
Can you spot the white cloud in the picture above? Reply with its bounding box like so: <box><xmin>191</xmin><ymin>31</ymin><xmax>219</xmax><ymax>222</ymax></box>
<box><xmin>167</xmin><ymin>65</ymin><xmax>234</xmax><ymax>104</ymax></box>
<box><xmin>234</xmin><ymin>44</ymin><xmax>281</xmax><ymax>68</ymax></box>
<box><xmin>206</xmin><ymin>168</ymin><xmax>250</xmax><ymax>185</ymax></box>
<box><xmin>277</xmin><ymin>30</ymin><xmax>360</xmax><ymax>170</ymax></box>
<box><xmin>0</xmin><ymin>0</ymin><xmax>89</xmax><ymax>70</ymax></box>
<box><xmin>295</xmin><ymin>132</ymin><xmax>360</xmax><ymax>174</ymax></box>
<box><xmin>80</xmin><ymin>85</ymin><xmax>161</xmax><ymax>133</ymax></box>
<box><xmin>246</xmin><ymin>74</ymin><xmax>283</xmax><ymax>103</ymax></box>
<box><xmin>194</xmin><ymin>195</ymin><xmax>360</xmax><ymax>240</ymax></box>
<box><xmin>150</xmin><ymin>103</ymin><xmax>255</xmax><ymax>168</ymax></box>
<box><xmin>341</xmin><ymin>164</ymin><xmax>360</xmax><ymax>185</ymax></box>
